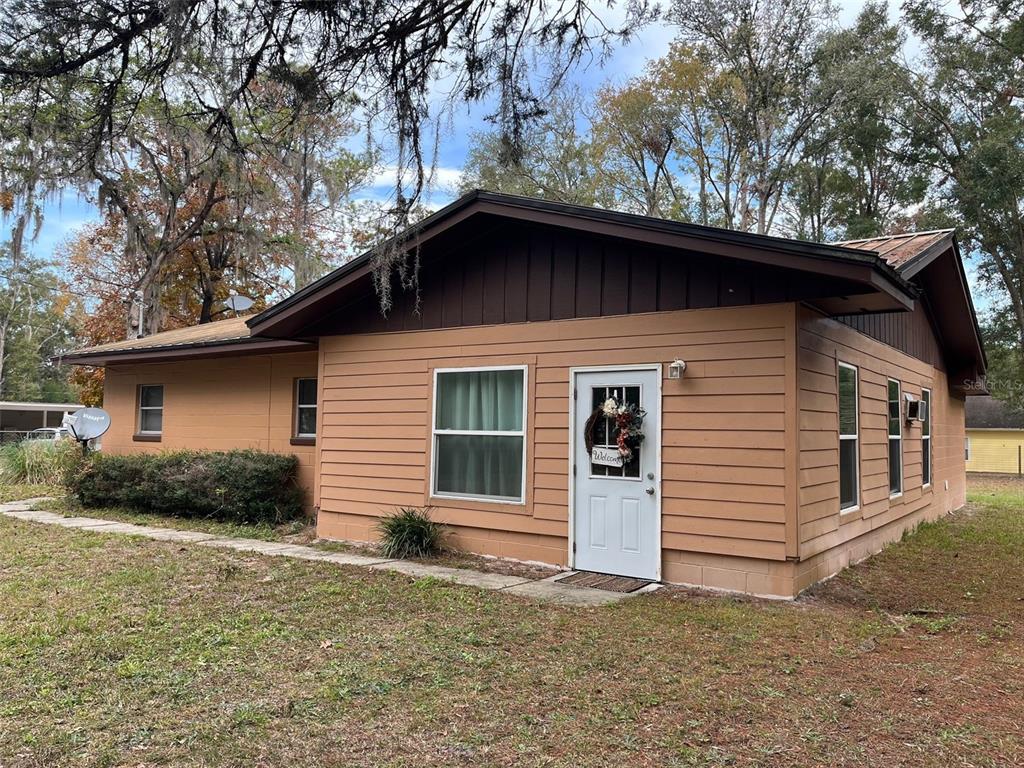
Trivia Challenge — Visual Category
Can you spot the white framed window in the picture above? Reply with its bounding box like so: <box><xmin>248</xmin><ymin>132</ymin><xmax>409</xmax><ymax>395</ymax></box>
<box><xmin>838</xmin><ymin>362</ymin><xmax>860</xmax><ymax>512</ymax></box>
<box><xmin>431</xmin><ymin>365</ymin><xmax>527</xmax><ymax>504</ymax></box>
<box><xmin>888</xmin><ymin>378</ymin><xmax>903</xmax><ymax>497</ymax></box>
<box><xmin>921</xmin><ymin>388</ymin><xmax>932</xmax><ymax>487</ymax></box>
<box><xmin>137</xmin><ymin>384</ymin><xmax>164</xmax><ymax>435</ymax></box>
<box><xmin>294</xmin><ymin>378</ymin><xmax>318</xmax><ymax>438</ymax></box>
<box><xmin>965</xmin><ymin>437</ymin><xmax>971</xmax><ymax>461</ymax></box>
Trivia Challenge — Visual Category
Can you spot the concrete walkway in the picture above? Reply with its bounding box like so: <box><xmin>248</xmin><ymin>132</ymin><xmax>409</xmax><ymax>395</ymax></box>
<box><xmin>0</xmin><ymin>498</ymin><xmax>657</xmax><ymax>606</ymax></box>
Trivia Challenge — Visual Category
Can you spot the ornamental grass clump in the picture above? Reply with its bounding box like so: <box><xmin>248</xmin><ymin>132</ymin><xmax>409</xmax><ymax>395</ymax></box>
<box><xmin>0</xmin><ymin>439</ymin><xmax>83</xmax><ymax>486</ymax></box>
<box><xmin>377</xmin><ymin>507</ymin><xmax>446</xmax><ymax>559</ymax></box>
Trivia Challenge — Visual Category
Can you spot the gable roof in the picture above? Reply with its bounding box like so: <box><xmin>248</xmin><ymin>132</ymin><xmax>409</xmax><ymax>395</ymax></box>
<box><xmin>62</xmin><ymin>191</ymin><xmax>985</xmax><ymax>377</ymax></box>
<box><xmin>966</xmin><ymin>395</ymin><xmax>1024</xmax><ymax>430</ymax></box>
<box><xmin>247</xmin><ymin>190</ymin><xmax>921</xmax><ymax>339</ymax></box>
<box><xmin>60</xmin><ymin>316</ymin><xmax>315</xmax><ymax>366</ymax></box>
<box><xmin>834</xmin><ymin>230</ymin><xmax>955</xmax><ymax>276</ymax></box>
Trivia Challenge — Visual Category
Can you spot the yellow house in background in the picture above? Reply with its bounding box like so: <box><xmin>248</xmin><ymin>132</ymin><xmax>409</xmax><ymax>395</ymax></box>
<box><xmin>966</xmin><ymin>396</ymin><xmax>1024</xmax><ymax>475</ymax></box>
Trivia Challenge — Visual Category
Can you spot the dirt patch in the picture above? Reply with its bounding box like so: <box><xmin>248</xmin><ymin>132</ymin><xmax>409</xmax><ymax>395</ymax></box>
<box><xmin>418</xmin><ymin>549</ymin><xmax>562</xmax><ymax>580</ymax></box>
<box><xmin>303</xmin><ymin>534</ymin><xmax>560</xmax><ymax>581</ymax></box>
<box><xmin>967</xmin><ymin>472</ymin><xmax>1024</xmax><ymax>492</ymax></box>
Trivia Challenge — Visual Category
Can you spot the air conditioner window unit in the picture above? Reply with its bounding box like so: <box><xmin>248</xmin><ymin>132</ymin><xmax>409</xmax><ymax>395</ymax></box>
<box><xmin>905</xmin><ymin>394</ymin><xmax>926</xmax><ymax>423</ymax></box>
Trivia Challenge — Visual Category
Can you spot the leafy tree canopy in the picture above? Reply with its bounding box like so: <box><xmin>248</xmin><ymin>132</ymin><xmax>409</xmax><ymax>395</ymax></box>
<box><xmin>0</xmin><ymin>0</ymin><xmax>654</xmax><ymax>215</ymax></box>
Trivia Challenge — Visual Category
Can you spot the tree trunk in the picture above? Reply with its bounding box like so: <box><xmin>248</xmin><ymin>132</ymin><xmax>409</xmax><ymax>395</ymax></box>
<box><xmin>1</xmin><ymin>181</ymin><xmax>36</xmax><ymax>393</ymax></box>
<box><xmin>0</xmin><ymin>320</ymin><xmax>8</xmax><ymax>397</ymax></box>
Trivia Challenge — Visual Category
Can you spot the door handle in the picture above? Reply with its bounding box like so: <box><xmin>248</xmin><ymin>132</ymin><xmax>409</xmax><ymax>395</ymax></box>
<box><xmin>645</xmin><ymin>487</ymin><xmax>655</xmax><ymax>495</ymax></box>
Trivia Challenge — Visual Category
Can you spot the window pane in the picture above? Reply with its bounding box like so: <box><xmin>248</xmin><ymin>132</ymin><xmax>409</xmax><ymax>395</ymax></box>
<box><xmin>297</xmin><ymin>379</ymin><xmax>317</xmax><ymax>406</ymax></box>
<box><xmin>435</xmin><ymin>434</ymin><xmax>523</xmax><ymax>499</ymax></box>
<box><xmin>922</xmin><ymin>440</ymin><xmax>931</xmax><ymax>484</ymax></box>
<box><xmin>588</xmin><ymin>384</ymin><xmax>641</xmax><ymax>478</ymax></box>
<box><xmin>888</xmin><ymin>381</ymin><xmax>900</xmax><ymax>435</ymax></box>
<box><xmin>436</xmin><ymin>370</ymin><xmax>523</xmax><ymax>431</ymax></box>
<box><xmin>838</xmin><ymin>366</ymin><xmax>857</xmax><ymax>435</ymax></box>
<box><xmin>140</xmin><ymin>409</ymin><xmax>162</xmax><ymax>433</ymax></box>
<box><xmin>141</xmin><ymin>385</ymin><xmax>163</xmax><ymax>407</ymax></box>
<box><xmin>922</xmin><ymin>391</ymin><xmax>931</xmax><ymax>436</ymax></box>
<box><xmin>889</xmin><ymin>439</ymin><xmax>901</xmax><ymax>494</ymax></box>
<box><xmin>297</xmin><ymin>407</ymin><xmax>317</xmax><ymax>436</ymax></box>
<box><xmin>839</xmin><ymin>439</ymin><xmax>858</xmax><ymax>509</ymax></box>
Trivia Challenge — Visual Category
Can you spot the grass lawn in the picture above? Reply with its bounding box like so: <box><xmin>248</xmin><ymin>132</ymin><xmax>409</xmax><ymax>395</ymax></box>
<box><xmin>0</xmin><ymin>483</ymin><xmax>60</xmax><ymax>503</ymax></box>
<box><xmin>27</xmin><ymin>495</ymin><xmax>562</xmax><ymax>579</ymax></box>
<box><xmin>29</xmin><ymin>494</ymin><xmax>307</xmax><ymax>543</ymax></box>
<box><xmin>1</xmin><ymin>478</ymin><xmax>1021</xmax><ymax>767</ymax></box>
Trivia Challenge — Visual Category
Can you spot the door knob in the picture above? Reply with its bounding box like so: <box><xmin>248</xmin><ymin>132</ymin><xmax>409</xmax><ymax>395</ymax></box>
<box><xmin>645</xmin><ymin>487</ymin><xmax>655</xmax><ymax>495</ymax></box>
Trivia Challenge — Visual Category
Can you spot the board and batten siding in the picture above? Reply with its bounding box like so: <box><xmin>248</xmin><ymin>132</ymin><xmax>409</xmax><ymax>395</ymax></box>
<box><xmin>101</xmin><ymin>351</ymin><xmax>319</xmax><ymax>500</ymax></box>
<box><xmin>796</xmin><ymin>307</ymin><xmax>965</xmax><ymax>590</ymax></box>
<box><xmin>316</xmin><ymin>304</ymin><xmax>797</xmax><ymax>581</ymax></box>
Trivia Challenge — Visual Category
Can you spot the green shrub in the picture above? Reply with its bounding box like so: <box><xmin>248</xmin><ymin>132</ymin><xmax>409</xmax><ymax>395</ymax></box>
<box><xmin>377</xmin><ymin>506</ymin><xmax>446</xmax><ymax>559</ymax></box>
<box><xmin>0</xmin><ymin>439</ymin><xmax>84</xmax><ymax>486</ymax></box>
<box><xmin>70</xmin><ymin>449</ymin><xmax>306</xmax><ymax>524</ymax></box>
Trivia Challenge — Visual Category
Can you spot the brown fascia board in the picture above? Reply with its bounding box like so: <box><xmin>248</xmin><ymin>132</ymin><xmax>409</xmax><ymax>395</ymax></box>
<box><xmin>887</xmin><ymin>231</ymin><xmax>986</xmax><ymax>373</ymax></box>
<box><xmin>948</xmin><ymin>239</ymin><xmax>988</xmax><ymax>370</ymax></box>
<box><xmin>58</xmin><ymin>337</ymin><xmax>317</xmax><ymax>367</ymax></box>
<box><xmin>906</xmin><ymin>240</ymin><xmax>986</xmax><ymax>377</ymax></box>
<box><xmin>893</xmin><ymin>231</ymin><xmax>956</xmax><ymax>280</ymax></box>
<box><xmin>248</xmin><ymin>191</ymin><xmax>917</xmax><ymax>338</ymax></box>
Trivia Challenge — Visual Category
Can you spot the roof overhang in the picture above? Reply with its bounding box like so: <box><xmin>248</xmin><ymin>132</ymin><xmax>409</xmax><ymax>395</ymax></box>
<box><xmin>248</xmin><ymin>190</ymin><xmax>918</xmax><ymax>339</ymax></box>
<box><xmin>0</xmin><ymin>401</ymin><xmax>83</xmax><ymax>412</ymax></box>
<box><xmin>59</xmin><ymin>337</ymin><xmax>316</xmax><ymax>367</ymax></box>
<box><xmin>917</xmin><ymin>240</ymin><xmax>987</xmax><ymax>394</ymax></box>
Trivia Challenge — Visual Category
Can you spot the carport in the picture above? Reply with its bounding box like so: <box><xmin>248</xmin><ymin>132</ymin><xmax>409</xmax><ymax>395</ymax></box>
<box><xmin>0</xmin><ymin>401</ymin><xmax>82</xmax><ymax>443</ymax></box>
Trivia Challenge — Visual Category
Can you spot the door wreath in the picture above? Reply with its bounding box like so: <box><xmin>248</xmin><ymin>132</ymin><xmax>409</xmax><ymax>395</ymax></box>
<box><xmin>584</xmin><ymin>397</ymin><xmax>646</xmax><ymax>461</ymax></box>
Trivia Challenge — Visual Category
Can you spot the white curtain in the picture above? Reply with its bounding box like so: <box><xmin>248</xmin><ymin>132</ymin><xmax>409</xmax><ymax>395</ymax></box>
<box><xmin>435</xmin><ymin>370</ymin><xmax>524</xmax><ymax>499</ymax></box>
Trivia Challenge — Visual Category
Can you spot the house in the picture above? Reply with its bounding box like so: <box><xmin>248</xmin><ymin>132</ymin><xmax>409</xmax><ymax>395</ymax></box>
<box><xmin>965</xmin><ymin>395</ymin><xmax>1024</xmax><ymax>475</ymax></box>
<box><xmin>62</xmin><ymin>191</ymin><xmax>987</xmax><ymax>598</ymax></box>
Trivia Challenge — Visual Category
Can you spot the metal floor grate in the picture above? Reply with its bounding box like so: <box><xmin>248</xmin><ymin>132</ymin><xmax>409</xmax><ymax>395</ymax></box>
<box><xmin>557</xmin><ymin>571</ymin><xmax>654</xmax><ymax>593</ymax></box>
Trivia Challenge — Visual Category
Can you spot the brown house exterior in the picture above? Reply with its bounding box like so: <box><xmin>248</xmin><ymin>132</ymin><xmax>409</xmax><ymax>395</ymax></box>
<box><xmin>64</xmin><ymin>192</ymin><xmax>986</xmax><ymax>598</ymax></box>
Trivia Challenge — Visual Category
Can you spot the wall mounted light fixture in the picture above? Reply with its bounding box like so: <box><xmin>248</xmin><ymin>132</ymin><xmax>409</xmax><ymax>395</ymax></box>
<box><xmin>668</xmin><ymin>359</ymin><xmax>687</xmax><ymax>379</ymax></box>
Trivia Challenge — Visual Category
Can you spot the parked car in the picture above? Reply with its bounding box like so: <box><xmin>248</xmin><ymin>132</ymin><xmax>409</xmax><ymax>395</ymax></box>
<box><xmin>26</xmin><ymin>427</ymin><xmax>72</xmax><ymax>442</ymax></box>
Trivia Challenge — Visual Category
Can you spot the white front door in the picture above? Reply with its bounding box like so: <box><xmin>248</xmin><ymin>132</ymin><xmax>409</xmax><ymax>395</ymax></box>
<box><xmin>572</xmin><ymin>368</ymin><xmax>660</xmax><ymax>580</ymax></box>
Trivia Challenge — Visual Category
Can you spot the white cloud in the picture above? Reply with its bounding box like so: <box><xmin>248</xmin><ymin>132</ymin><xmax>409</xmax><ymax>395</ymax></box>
<box><xmin>370</xmin><ymin>164</ymin><xmax>463</xmax><ymax>192</ymax></box>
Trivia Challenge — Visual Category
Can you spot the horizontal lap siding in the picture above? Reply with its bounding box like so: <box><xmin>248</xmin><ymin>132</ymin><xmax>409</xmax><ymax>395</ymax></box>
<box><xmin>317</xmin><ymin>305</ymin><xmax>793</xmax><ymax>565</ymax></box>
<box><xmin>965</xmin><ymin>431</ymin><xmax>1024</xmax><ymax>474</ymax></box>
<box><xmin>797</xmin><ymin>309</ymin><xmax>965</xmax><ymax>560</ymax></box>
<box><xmin>102</xmin><ymin>351</ymin><xmax>319</xmax><ymax>502</ymax></box>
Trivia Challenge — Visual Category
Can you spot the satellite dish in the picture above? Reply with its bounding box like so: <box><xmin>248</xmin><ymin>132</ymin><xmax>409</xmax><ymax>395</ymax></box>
<box><xmin>226</xmin><ymin>294</ymin><xmax>254</xmax><ymax>313</ymax></box>
<box><xmin>64</xmin><ymin>407</ymin><xmax>112</xmax><ymax>442</ymax></box>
